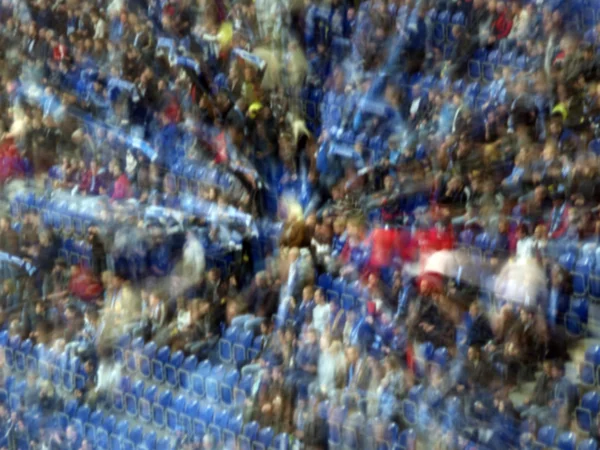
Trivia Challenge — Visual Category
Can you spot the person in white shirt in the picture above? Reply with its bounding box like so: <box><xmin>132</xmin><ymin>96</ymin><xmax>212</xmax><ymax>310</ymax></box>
<box><xmin>91</xmin><ymin>9</ymin><xmax>107</xmax><ymax>40</ymax></box>
<box><xmin>515</xmin><ymin>223</ymin><xmax>535</xmax><ymax>260</ymax></box>
<box><xmin>312</xmin><ymin>288</ymin><xmax>330</xmax><ymax>335</ymax></box>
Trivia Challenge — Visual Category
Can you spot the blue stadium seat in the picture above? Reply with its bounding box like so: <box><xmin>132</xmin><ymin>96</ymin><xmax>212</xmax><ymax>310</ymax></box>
<box><xmin>397</xmin><ymin>429</ymin><xmax>416</xmax><ymax>450</ymax></box>
<box><xmin>578</xmin><ymin>439</ymin><xmax>599</xmax><ymax>450</ymax></box>
<box><xmin>153</xmin><ymin>390</ymin><xmax>172</xmax><ymax>428</ymax></box>
<box><xmin>580</xmin><ymin>361</ymin><xmax>596</xmax><ymax>386</ymax></box>
<box><xmin>224</xmin><ymin>414</ymin><xmax>244</xmax><ymax>447</ymax></box>
<box><xmin>113</xmin><ymin>334</ymin><xmax>131</xmax><ymax>364</ymax></box>
<box><xmin>589</xmin><ymin>139</ymin><xmax>600</xmax><ymax>155</ymax></box>
<box><xmin>271</xmin><ymin>433</ymin><xmax>290</xmax><ymax>450</ymax></box>
<box><xmin>152</xmin><ymin>346</ymin><xmax>170</xmax><ymax>383</ymax></box>
<box><xmin>139</xmin><ymin>341</ymin><xmax>157</xmax><ymax>379</ymax></box>
<box><xmin>556</xmin><ymin>432</ymin><xmax>577</xmax><ymax>450</ymax></box>
<box><xmin>220</xmin><ymin>369</ymin><xmax>240</xmax><ymax>406</ymax></box>
<box><xmin>166</xmin><ymin>395</ymin><xmax>186</xmax><ymax>432</ymax></box>
<box><xmin>577</xmin><ymin>391</ymin><xmax>600</xmax><ymax>432</ymax></box>
<box><xmin>536</xmin><ymin>425</ymin><xmax>557</xmax><ymax>448</ymax></box>
<box><xmin>125</xmin><ymin>380</ymin><xmax>144</xmax><ymax>418</ymax></box>
<box><xmin>156</xmin><ymin>436</ymin><xmax>170</xmax><ymax>450</ymax></box>
<box><xmin>180</xmin><ymin>400</ymin><xmax>199</xmax><ymax>435</ymax></box>
<box><xmin>139</xmin><ymin>385</ymin><xmax>157</xmax><ymax>423</ymax></box>
<box><xmin>240</xmin><ymin>421</ymin><xmax>260</xmax><ymax>450</ymax></box>
<box><xmin>234</xmin><ymin>374</ymin><xmax>254</xmax><ymax>406</ymax></box>
<box><xmin>219</xmin><ymin>326</ymin><xmax>240</xmax><ymax>363</ymax></box>
<box><xmin>165</xmin><ymin>350</ymin><xmax>184</xmax><ymax>388</ymax></box>
<box><xmin>206</xmin><ymin>364</ymin><xmax>226</xmax><ymax>403</ymax></box>
<box><xmin>143</xmin><ymin>431</ymin><xmax>157</xmax><ymax>450</ymax></box>
<box><xmin>590</xmin><ymin>273</ymin><xmax>600</xmax><ymax>300</ymax></box>
<box><xmin>192</xmin><ymin>360</ymin><xmax>212</xmax><ymax>398</ymax></box>
<box><xmin>234</xmin><ymin>330</ymin><xmax>254</xmax><ymax>365</ymax></box>
<box><xmin>194</xmin><ymin>404</ymin><xmax>214</xmax><ymax>438</ymax></box>
<box><xmin>255</xmin><ymin>427</ymin><xmax>274</xmax><ymax>450</ymax></box>
<box><xmin>210</xmin><ymin>408</ymin><xmax>231</xmax><ymax>444</ymax></box>
<box><xmin>573</xmin><ymin>256</ymin><xmax>592</xmax><ymax>296</ymax></box>
<box><xmin>178</xmin><ymin>355</ymin><xmax>198</xmax><ymax>391</ymax></box>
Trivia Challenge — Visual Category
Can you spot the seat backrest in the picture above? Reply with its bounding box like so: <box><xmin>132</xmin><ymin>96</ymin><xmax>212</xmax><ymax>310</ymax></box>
<box><xmin>173</xmin><ymin>394</ymin><xmax>186</xmax><ymax>412</ymax></box>
<box><xmin>215</xmin><ymin>408</ymin><xmax>230</xmax><ymax>428</ymax></box>
<box><xmin>537</xmin><ymin>425</ymin><xmax>556</xmax><ymax>446</ymax></box>
<box><xmin>225</xmin><ymin>369</ymin><xmax>240</xmax><ymax>385</ymax></box>
<box><xmin>258</xmin><ymin>427</ymin><xmax>274</xmax><ymax>446</ymax></box>
<box><xmin>583</xmin><ymin>391</ymin><xmax>600</xmax><ymax>414</ymax></box>
<box><xmin>143</xmin><ymin>342</ymin><xmax>157</xmax><ymax>357</ymax></box>
<box><xmin>243</xmin><ymin>421</ymin><xmax>259</xmax><ymax>439</ymax></box>
<box><xmin>145</xmin><ymin>385</ymin><xmax>158</xmax><ymax>402</ymax></box>
<box><xmin>103</xmin><ymin>415</ymin><xmax>116</xmax><ymax>433</ymax></box>
<box><xmin>116</xmin><ymin>420</ymin><xmax>129</xmax><ymax>437</ymax></box>
<box><xmin>578</xmin><ymin>438</ymin><xmax>599</xmax><ymax>450</ymax></box>
<box><xmin>156</xmin><ymin>346</ymin><xmax>170</xmax><ymax>362</ymax></box>
<box><xmin>158</xmin><ymin>390</ymin><xmax>172</xmax><ymax>407</ymax></box>
<box><xmin>200</xmin><ymin>405</ymin><xmax>214</xmax><ymax>423</ymax></box>
<box><xmin>169</xmin><ymin>350</ymin><xmax>184</xmax><ymax>366</ymax></box>
<box><xmin>129</xmin><ymin>426</ymin><xmax>143</xmax><ymax>444</ymax></box>
<box><xmin>183</xmin><ymin>355</ymin><xmax>198</xmax><ymax>371</ymax></box>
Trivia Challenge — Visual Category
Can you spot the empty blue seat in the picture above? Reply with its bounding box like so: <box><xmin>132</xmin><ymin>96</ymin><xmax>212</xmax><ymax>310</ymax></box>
<box><xmin>556</xmin><ymin>432</ymin><xmax>577</xmax><ymax>450</ymax></box>
<box><xmin>139</xmin><ymin>385</ymin><xmax>157</xmax><ymax>424</ymax></box>
<box><xmin>178</xmin><ymin>355</ymin><xmax>198</xmax><ymax>391</ymax></box>
<box><xmin>113</xmin><ymin>334</ymin><xmax>130</xmax><ymax>363</ymax></box>
<box><xmin>143</xmin><ymin>431</ymin><xmax>157</xmax><ymax>450</ymax></box>
<box><xmin>165</xmin><ymin>350</ymin><xmax>185</xmax><ymax>388</ymax></box>
<box><xmin>224</xmin><ymin>414</ymin><xmax>244</xmax><ymax>446</ymax></box>
<box><xmin>234</xmin><ymin>374</ymin><xmax>254</xmax><ymax>405</ymax></box>
<box><xmin>536</xmin><ymin>425</ymin><xmax>556</xmax><ymax>448</ymax></box>
<box><xmin>578</xmin><ymin>439</ymin><xmax>599</xmax><ymax>450</ymax></box>
<box><xmin>180</xmin><ymin>400</ymin><xmax>199</xmax><ymax>435</ymax></box>
<box><xmin>239</xmin><ymin>421</ymin><xmax>260</xmax><ymax>450</ymax></box>
<box><xmin>156</xmin><ymin>437</ymin><xmax>170</xmax><ymax>450</ymax></box>
<box><xmin>166</xmin><ymin>394</ymin><xmax>186</xmax><ymax>432</ymax></box>
<box><xmin>129</xmin><ymin>426</ymin><xmax>143</xmax><ymax>446</ymax></box>
<box><xmin>210</xmin><ymin>408</ymin><xmax>230</xmax><ymax>444</ymax></box>
<box><xmin>580</xmin><ymin>361</ymin><xmax>596</xmax><ymax>386</ymax></box>
<box><xmin>139</xmin><ymin>341</ymin><xmax>157</xmax><ymax>378</ymax></box>
<box><xmin>586</xmin><ymin>345</ymin><xmax>600</xmax><ymax>366</ymax></box>
<box><xmin>317</xmin><ymin>273</ymin><xmax>332</xmax><ymax>291</ymax></box>
<box><xmin>194</xmin><ymin>404</ymin><xmax>214</xmax><ymax>437</ymax></box>
<box><xmin>433</xmin><ymin>347</ymin><xmax>449</xmax><ymax>369</ymax></box>
<box><xmin>192</xmin><ymin>360</ymin><xmax>212</xmax><ymax>398</ymax></box>
<box><xmin>271</xmin><ymin>433</ymin><xmax>290</xmax><ymax>450</ymax></box>
<box><xmin>234</xmin><ymin>330</ymin><xmax>254</xmax><ymax>365</ymax></box>
<box><xmin>255</xmin><ymin>427</ymin><xmax>274</xmax><ymax>450</ymax></box>
<box><xmin>578</xmin><ymin>391</ymin><xmax>600</xmax><ymax>432</ymax></box>
<box><xmin>219</xmin><ymin>327</ymin><xmax>240</xmax><ymax>363</ymax></box>
<box><xmin>206</xmin><ymin>364</ymin><xmax>226</xmax><ymax>403</ymax></box>
<box><xmin>152</xmin><ymin>346</ymin><xmax>170</xmax><ymax>383</ymax></box>
<box><xmin>220</xmin><ymin>369</ymin><xmax>240</xmax><ymax>406</ymax></box>
<box><xmin>85</xmin><ymin>410</ymin><xmax>103</xmax><ymax>445</ymax></box>
<box><xmin>153</xmin><ymin>390</ymin><xmax>172</xmax><ymax>428</ymax></box>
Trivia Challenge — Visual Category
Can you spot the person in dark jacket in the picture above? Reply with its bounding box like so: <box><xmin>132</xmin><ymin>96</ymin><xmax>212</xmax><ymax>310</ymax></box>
<box><xmin>466</xmin><ymin>301</ymin><xmax>494</xmax><ymax>347</ymax></box>
<box><xmin>0</xmin><ymin>216</ymin><xmax>19</xmax><ymax>255</ymax></box>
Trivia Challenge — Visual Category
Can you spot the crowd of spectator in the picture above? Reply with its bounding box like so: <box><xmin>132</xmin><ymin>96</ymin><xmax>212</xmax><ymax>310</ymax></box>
<box><xmin>1</xmin><ymin>0</ymin><xmax>600</xmax><ymax>448</ymax></box>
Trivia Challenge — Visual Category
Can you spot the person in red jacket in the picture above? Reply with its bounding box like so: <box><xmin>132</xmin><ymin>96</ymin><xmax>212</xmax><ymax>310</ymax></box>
<box><xmin>492</xmin><ymin>1</ymin><xmax>513</xmax><ymax>42</ymax></box>
<box><xmin>110</xmin><ymin>163</ymin><xmax>131</xmax><ymax>201</ymax></box>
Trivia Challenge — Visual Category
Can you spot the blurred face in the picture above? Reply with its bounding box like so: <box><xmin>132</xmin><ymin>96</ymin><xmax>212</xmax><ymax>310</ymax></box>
<box><xmin>469</xmin><ymin>303</ymin><xmax>479</xmax><ymax>318</ymax></box>
<box><xmin>467</xmin><ymin>347</ymin><xmax>479</xmax><ymax>361</ymax></box>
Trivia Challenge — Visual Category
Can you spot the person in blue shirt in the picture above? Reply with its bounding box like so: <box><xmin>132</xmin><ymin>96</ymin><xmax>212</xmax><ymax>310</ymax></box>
<box><xmin>294</xmin><ymin>285</ymin><xmax>315</xmax><ymax>332</ymax></box>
